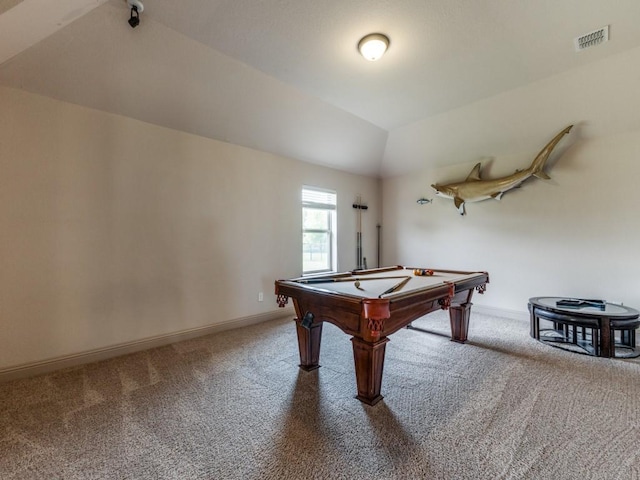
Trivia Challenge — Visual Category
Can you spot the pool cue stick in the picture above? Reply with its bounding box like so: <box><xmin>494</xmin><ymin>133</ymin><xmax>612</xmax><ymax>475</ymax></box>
<box><xmin>359</xmin><ymin>197</ymin><xmax>363</xmax><ymax>269</ymax></box>
<box><xmin>376</xmin><ymin>224</ymin><xmax>381</xmax><ymax>268</ymax></box>
<box><xmin>357</xmin><ymin>194</ymin><xmax>362</xmax><ymax>269</ymax></box>
<box><xmin>379</xmin><ymin>276</ymin><xmax>411</xmax><ymax>297</ymax></box>
<box><xmin>351</xmin><ymin>265</ymin><xmax>403</xmax><ymax>275</ymax></box>
<box><xmin>298</xmin><ymin>275</ymin><xmax>409</xmax><ymax>284</ymax></box>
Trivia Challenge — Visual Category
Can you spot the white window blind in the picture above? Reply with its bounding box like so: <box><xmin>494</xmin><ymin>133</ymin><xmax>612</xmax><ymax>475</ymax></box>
<box><xmin>302</xmin><ymin>188</ymin><xmax>336</xmax><ymax>210</ymax></box>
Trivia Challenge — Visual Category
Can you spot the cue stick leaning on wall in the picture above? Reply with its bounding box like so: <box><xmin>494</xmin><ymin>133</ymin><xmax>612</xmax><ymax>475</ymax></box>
<box><xmin>353</xmin><ymin>195</ymin><xmax>368</xmax><ymax>270</ymax></box>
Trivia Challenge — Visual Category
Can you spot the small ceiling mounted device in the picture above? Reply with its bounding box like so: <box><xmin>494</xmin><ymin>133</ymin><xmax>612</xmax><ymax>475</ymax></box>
<box><xmin>127</xmin><ymin>0</ymin><xmax>144</xmax><ymax>28</ymax></box>
<box><xmin>358</xmin><ymin>33</ymin><xmax>389</xmax><ymax>61</ymax></box>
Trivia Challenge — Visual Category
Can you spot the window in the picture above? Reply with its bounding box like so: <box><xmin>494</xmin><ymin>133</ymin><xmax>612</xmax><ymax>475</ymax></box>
<box><xmin>302</xmin><ymin>187</ymin><xmax>337</xmax><ymax>274</ymax></box>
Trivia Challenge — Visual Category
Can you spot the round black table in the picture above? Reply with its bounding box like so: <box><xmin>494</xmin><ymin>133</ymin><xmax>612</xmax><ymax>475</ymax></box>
<box><xmin>528</xmin><ymin>297</ymin><xmax>640</xmax><ymax>358</ymax></box>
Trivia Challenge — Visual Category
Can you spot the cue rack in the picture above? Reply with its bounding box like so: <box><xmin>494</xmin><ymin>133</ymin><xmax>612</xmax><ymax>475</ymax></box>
<box><xmin>353</xmin><ymin>195</ymin><xmax>368</xmax><ymax>270</ymax></box>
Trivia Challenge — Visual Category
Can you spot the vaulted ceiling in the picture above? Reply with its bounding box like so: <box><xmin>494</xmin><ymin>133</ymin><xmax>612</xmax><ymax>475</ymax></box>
<box><xmin>2</xmin><ymin>0</ymin><xmax>640</xmax><ymax>177</ymax></box>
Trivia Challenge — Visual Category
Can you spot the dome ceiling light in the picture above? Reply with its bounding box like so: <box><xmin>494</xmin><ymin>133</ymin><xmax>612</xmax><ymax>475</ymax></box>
<box><xmin>358</xmin><ymin>33</ymin><xmax>389</xmax><ymax>61</ymax></box>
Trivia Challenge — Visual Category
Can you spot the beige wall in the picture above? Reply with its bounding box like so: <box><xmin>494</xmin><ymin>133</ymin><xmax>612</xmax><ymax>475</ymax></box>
<box><xmin>383</xmin><ymin>44</ymin><xmax>640</xmax><ymax>317</ymax></box>
<box><xmin>0</xmin><ymin>86</ymin><xmax>380</xmax><ymax>371</ymax></box>
<box><xmin>4</xmin><ymin>41</ymin><xmax>640</xmax><ymax>372</ymax></box>
<box><xmin>383</xmin><ymin>132</ymin><xmax>640</xmax><ymax>315</ymax></box>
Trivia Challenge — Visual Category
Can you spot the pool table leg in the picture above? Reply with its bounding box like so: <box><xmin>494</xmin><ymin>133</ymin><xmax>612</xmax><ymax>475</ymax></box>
<box><xmin>351</xmin><ymin>336</ymin><xmax>389</xmax><ymax>405</ymax></box>
<box><xmin>449</xmin><ymin>302</ymin><xmax>472</xmax><ymax>343</ymax></box>
<box><xmin>295</xmin><ymin>320</ymin><xmax>323</xmax><ymax>371</ymax></box>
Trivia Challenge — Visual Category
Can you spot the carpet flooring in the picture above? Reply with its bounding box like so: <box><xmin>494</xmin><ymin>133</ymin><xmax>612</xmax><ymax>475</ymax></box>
<box><xmin>1</xmin><ymin>310</ymin><xmax>639</xmax><ymax>479</ymax></box>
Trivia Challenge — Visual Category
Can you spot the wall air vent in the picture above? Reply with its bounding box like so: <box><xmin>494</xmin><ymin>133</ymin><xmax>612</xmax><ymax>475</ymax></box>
<box><xmin>574</xmin><ymin>25</ymin><xmax>609</xmax><ymax>52</ymax></box>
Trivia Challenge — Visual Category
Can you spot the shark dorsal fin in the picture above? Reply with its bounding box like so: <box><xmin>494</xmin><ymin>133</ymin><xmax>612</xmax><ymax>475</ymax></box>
<box><xmin>465</xmin><ymin>163</ymin><xmax>482</xmax><ymax>182</ymax></box>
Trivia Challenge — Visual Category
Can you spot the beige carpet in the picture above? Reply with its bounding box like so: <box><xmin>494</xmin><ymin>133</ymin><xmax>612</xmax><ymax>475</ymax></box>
<box><xmin>1</xmin><ymin>310</ymin><xmax>639</xmax><ymax>479</ymax></box>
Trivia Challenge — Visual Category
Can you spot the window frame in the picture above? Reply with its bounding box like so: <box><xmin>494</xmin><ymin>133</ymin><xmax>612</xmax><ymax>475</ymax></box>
<box><xmin>302</xmin><ymin>186</ymin><xmax>337</xmax><ymax>275</ymax></box>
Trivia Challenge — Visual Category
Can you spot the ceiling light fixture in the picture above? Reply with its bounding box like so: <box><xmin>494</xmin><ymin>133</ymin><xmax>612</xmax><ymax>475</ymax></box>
<box><xmin>358</xmin><ymin>33</ymin><xmax>389</xmax><ymax>61</ymax></box>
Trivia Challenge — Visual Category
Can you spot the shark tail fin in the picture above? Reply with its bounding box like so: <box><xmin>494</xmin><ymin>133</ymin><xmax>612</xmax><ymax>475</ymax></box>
<box><xmin>530</xmin><ymin>125</ymin><xmax>573</xmax><ymax>179</ymax></box>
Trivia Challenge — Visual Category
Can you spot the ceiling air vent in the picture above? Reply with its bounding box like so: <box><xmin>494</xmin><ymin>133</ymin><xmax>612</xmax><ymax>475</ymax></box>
<box><xmin>574</xmin><ymin>25</ymin><xmax>609</xmax><ymax>52</ymax></box>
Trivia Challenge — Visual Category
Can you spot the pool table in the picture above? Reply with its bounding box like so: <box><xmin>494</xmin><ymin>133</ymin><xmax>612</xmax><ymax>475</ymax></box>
<box><xmin>275</xmin><ymin>265</ymin><xmax>489</xmax><ymax>405</ymax></box>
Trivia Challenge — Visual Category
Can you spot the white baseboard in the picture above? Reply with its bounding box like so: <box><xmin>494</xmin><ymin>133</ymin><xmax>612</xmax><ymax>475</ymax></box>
<box><xmin>0</xmin><ymin>304</ymin><xmax>526</xmax><ymax>383</ymax></box>
<box><xmin>0</xmin><ymin>307</ymin><xmax>295</xmax><ymax>383</ymax></box>
<box><xmin>474</xmin><ymin>304</ymin><xmax>529</xmax><ymax>322</ymax></box>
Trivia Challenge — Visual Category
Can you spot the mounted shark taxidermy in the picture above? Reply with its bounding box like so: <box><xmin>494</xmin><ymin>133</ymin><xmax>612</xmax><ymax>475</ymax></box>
<box><xmin>431</xmin><ymin>125</ymin><xmax>573</xmax><ymax>215</ymax></box>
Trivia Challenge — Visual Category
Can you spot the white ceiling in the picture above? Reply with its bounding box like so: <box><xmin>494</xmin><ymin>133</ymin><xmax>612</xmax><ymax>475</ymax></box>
<box><xmin>2</xmin><ymin>0</ymin><xmax>640</xmax><ymax>177</ymax></box>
